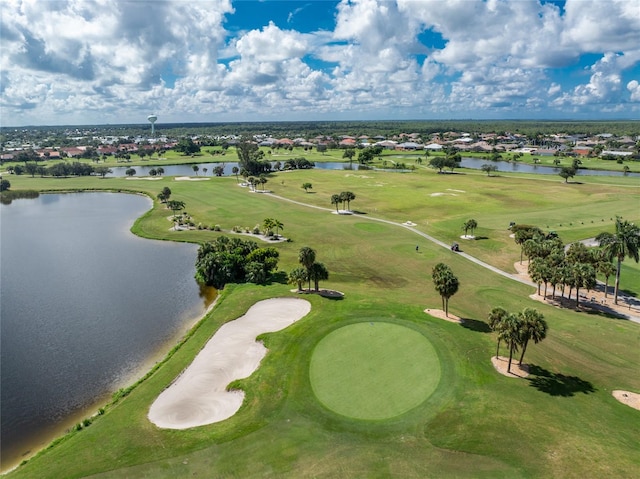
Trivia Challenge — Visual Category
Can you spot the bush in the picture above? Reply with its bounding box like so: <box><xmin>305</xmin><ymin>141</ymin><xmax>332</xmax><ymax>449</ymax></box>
<box><xmin>252</xmin><ymin>225</ymin><xmax>261</xmax><ymax>234</ymax></box>
<box><xmin>214</xmin><ymin>225</ymin><xmax>221</xmax><ymax>231</ymax></box>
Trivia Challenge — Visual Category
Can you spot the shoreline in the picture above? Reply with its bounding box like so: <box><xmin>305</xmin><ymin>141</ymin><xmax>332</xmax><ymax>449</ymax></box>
<box><xmin>1</xmin><ymin>286</ymin><xmax>218</xmax><ymax>476</ymax></box>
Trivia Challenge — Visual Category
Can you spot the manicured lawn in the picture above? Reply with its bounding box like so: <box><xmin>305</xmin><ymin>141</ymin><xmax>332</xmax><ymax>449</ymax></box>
<box><xmin>310</xmin><ymin>322</ymin><xmax>440</xmax><ymax>420</ymax></box>
<box><xmin>4</xmin><ymin>163</ymin><xmax>640</xmax><ymax>478</ymax></box>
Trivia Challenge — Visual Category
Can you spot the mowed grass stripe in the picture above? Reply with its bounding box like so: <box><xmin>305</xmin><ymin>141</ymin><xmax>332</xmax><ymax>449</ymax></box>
<box><xmin>310</xmin><ymin>322</ymin><xmax>440</xmax><ymax>420</ymax></box>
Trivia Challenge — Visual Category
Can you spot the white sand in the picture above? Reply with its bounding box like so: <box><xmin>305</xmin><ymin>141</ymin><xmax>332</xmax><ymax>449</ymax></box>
<box><xmin>174</xmin><ymin>176</ymin><xmax>210</xmax><ymax>181</ymax></box>
<box><xmin>148</xmin><ymin>297</ymin><xmax>311</xmax><ymax>429</ymax></box>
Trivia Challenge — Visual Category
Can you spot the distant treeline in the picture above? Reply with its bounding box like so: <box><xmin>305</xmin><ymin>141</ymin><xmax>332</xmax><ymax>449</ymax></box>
<box><xmin>2</xmin><ymin>120</ymin><xmax>639</xmax><ymax>143</ymax></box>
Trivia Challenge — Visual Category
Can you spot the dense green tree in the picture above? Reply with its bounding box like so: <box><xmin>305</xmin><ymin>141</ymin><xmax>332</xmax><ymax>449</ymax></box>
<box><xmin>596</xmin><ymin>217</ymin><xmax>640</xmax><ymax>304</ymax></box>
<box><xmin>559</xmin><ymin>166</ymin><xmax>576</xmax><ymax>183</ymax></box>
<box><xmin>175</xmin><ymin>137</ymin><xmax>200</xmax><ymax>155</ymax></box>
<box><xmin>24</xmin><ymin>162</ymin><xmax>38</xmax><ymax>177</ymax></box>
<box><xmin>302</xmin><ymin>182</ymin><xmax>313</xmax><ymax>192</ymax></box>
<box><xmin>236</xmin><ymin>138</ymin><xmax>267</xmax><ymax>175</ymax></box>
<box><xmin>0</xmin><ymin>179</ymin><xmax>10</xmax><ymax>191</ymax></box>
<box><xmin>94</xmin><ymin>166</ymin><xmax>112</xmax><ymax>178</ymax></box>
<box><xmin>481</xmin><ymin>163</ymin><xmax>498</xmax><ymax>176</ymax></box>
<box><xmin>125</xmin><ymin>168</ymin><xmax>136</xmax><ymax>177</ymax></box>
<box><xmin>192</xmin><ymin>165</ymin><xmax>199</xmax><ymax>176</ymax></box>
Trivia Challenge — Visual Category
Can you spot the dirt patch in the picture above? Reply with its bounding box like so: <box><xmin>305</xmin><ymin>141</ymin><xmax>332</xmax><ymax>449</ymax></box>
<box><xmin>612</xmin><ymin>390</ymin><xmax>640</xmax><ymax>411</ymax></box>
<box><xmin>424</xmin><ymin>308</ymin><xmax>462</xmax><ymax>324</ymax></box>
<box><xmin>491</xmin><ymin>356</ymin><xmax>530</xmax><ymax>378</ymax></box>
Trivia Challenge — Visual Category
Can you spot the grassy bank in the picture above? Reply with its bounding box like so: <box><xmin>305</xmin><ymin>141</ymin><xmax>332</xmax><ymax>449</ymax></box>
<box><xmin>4</xmin><ymin>164</ymin><xmax>640</xmax><ymax>478</ymax></box>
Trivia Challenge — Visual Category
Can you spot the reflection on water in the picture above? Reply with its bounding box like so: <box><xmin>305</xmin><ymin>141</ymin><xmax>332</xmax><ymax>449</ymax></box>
<box><xmin>0</xmin><ymin>192</ymin><xmax>214</xmax><ymax>471</ymax></box>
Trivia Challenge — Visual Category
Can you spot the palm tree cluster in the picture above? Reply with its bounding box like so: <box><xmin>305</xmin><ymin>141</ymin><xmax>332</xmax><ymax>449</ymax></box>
<box><xmin>596</xmin><ymin>217</ymin><xmax>640</xmax><ymax>304</ymax></box>
<box><xmin>431</xmin><ymin>263</ymin><xmax>459</xmax><ymax>317</ymax></box>
<box><xmin>488</xmin><ymin>307</ymin><xmax>548</xmax><ymax>373</ymax></box>
<box><xmin>524</xmin><ymin>234</ymin><xmax>598</xmax><ymax>308</ymax></box>
<box><xmin>289</xmin><ymin>246</ymin><xmax>329</xmax><ymax>292</ymax></box>
<box><xmin>262</xmin><ymin>218</ymin><xmax>284</xmax><ymax>238</ymax></box>
<box><xmin>462</xmin><ymin>219</ymin><xmax>478</xmax><ymax>237</ymax></box>
<box><xmin>517</xmin><ymin>219</ymin><xmax>639</xmax><ymax>307</ymax></box>
<box><xmin>330</xmin><ymin>191</ymin><xmax>356</xmax><ymax>213</ymax></box>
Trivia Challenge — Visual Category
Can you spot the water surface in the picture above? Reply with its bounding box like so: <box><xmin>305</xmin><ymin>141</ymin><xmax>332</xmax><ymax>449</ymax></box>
<box><xmin>0</xmin><ymin>192</ymin><xmax>212</xmax><ymax>471</ymax></box>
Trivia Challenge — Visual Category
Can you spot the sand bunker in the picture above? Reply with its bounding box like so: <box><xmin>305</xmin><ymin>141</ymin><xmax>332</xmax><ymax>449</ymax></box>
<box><xmin>612</xmin><ymin>390</ymin><xmax>640</xmax><ymax>411</ymax></box>
<box><xmin>174</xmin><ymin>176</ymin><xmax>210</xmax><ymax>181</ymax></box>
<box><xmin>424</xmin><ymin>308</ymin><xmax>462</xmax><ymax>324</ymax></box>
<box><xmin>148</xmin><ymin>297</ymin><xmax>311</xmax><ymax>429</ymax></box>
<box><xmin>491</xmin><ymin>356</ymin><xmax>530</xmax><ymax>378</ymax></box>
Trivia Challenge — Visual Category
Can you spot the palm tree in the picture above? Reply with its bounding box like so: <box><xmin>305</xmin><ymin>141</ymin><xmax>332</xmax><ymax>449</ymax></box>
<box><xmin>259</xmin><ymin>174</ymin><xmax>268</xmax><ymax>191</ymax></box>
<box><xmin>272</xmin><ymin>219</ymin><xmax>284</xmax><ymax>238</ymax></box>
<box><xmin>597</xmin><ymin>260</ymin><xmax>616</xmax><ymax>298</ymax></box>
<box><xmin>288</xmin><ymin>267</ymin><xmax>308</xmax><ymax>292</ymax></box>
<box><xmin>309</xmin><ymin>262</ymin><xmax>329</xmax><ymax>291</ymax></box>
<box><xmin>192</xmin><ymin>165</ymin><xmax>199</xmax><ymax>176</ymax></box>
<box><xmin>166</xmin><ymin>200</ymin><xmax>186</xmax><ymax>230</ymax></box>
<box><xmin>572</xmin><ymin>263</ymin><xmax>596</xmax><ymax>308</ymax></box>
<box><xmin>156</xmin><ymin>167</ymin><xmax>164</xmax><ymax>176</ymax></box>
<box><xmin>340</xmin><ymin>191</ymin><xmax>355</xmax><ymax>211</ymax></box>
<box><xmin>596</xmin><ymin>217</ymin><xmax>640</xmax><ymax>304</ymax></box>
<box><xmin>263</xmin><ymin>218</ymin><xmax>275</xmax><ymax>236</ymax></box>
<box><xmin>331</xmin><ymin>194</ymin><xmax>341</xmax><ymax>213</ymax></box>
<box><xmin>298</xmin><ymin>246</ymin><xmax>316</xmax><ymax>291</ymax></box>
<box><xmin>517</xmin><ymin>308</ymin><xmax>547</xmax><ymax>366</ymax></box>
<box><xmin>498</xmin><ymin>313</ymin><xmax>523</xmax><ymax>373</ymax></box>
<box><xmin>232</xmin><ymin>166</ymin><xmax>239</xmax><ymax>182</ymax></box>
<box><xmin>488</xmin><ymin>307</ymin><xmax>509</xmax><ymax>357</ymax></box>
<box><xmin>431</xmin><ymin>263</ymin><xmax>459</xmax><ymax>317</ymax></box>
<box><xmin>468</xmin><ymin>219</ymin><xmax>478</xmax><ymax>237</ymax></box>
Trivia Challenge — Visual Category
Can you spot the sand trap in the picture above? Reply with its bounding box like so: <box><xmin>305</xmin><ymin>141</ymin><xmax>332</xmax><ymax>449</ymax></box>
<box><xmin>491</xmin><ymin>356</ymin><xmax>530</xmax><ymax>378</ymax></box>
<box><xmin>612</xmin><ymin>390</ymin><xmax>640</xmax><ymax>411</ymax></box>
<box><xmin>174</xmin><ymin>176</ymin><xmax>210</xmax><ymax>181</ymax></box>
<box><xmin>460</xmin><ymin>235</ymin><xmax>475</xmax><ymax>240</ymax></box>
<box><xmin>424</xmin><ymin>308</ymin><xmax>462</xmax><ymax>324</ymax></box>
<box><xmin>148</xmin><ymin>298</ymin><xmax>311</xmax><ymax>429</ymax></box>
<box><xmin>332</xmin><ymin>210</ymin><xmax>353</xmax><ymax>215</ymax></box>
<box><xmin>125</xmin><ymin>177</ymin><xmax>163</xmax><ymax>180</ymax></box>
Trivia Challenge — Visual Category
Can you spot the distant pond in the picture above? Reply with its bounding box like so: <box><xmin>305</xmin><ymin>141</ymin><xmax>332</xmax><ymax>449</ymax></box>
<box><xmin>0</xmin><ymin>192</ymin><xmax>214</xmax><ymax>471</ymax></box>
<box><xmin>107</xmin><ymin>158</ymin><xmax>636</xmax><ymax>177</ymax></box>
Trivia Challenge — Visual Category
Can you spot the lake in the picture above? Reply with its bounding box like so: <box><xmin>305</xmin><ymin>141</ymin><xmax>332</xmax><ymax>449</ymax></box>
<box><xmin>107</xmin><ymin>158</ymin><xmax>637</xmax><ymax>177</ymax></box>
<box><xmin>0</xmin><ymin>192</ymin><xmax>213</xmax><ymax>472</ymax></box>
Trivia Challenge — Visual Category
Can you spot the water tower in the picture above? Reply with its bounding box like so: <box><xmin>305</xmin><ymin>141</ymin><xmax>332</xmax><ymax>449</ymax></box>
<box><xmin>147</xmin><ymin>114</ymin><xmax>157</xmax><ymax>136</ymax></box>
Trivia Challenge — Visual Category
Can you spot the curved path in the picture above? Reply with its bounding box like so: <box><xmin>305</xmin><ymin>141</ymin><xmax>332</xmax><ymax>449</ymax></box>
<box><xmin>263</xmin><ymin>192</ymin><xmax>640</xmax><ymax>324</ymax></box>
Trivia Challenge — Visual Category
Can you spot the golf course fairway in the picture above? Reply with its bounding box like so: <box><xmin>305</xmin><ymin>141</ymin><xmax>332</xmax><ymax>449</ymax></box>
<box><xmin>309</xmin><ymin>322</ymin><xmax>440</xmax><ymax>420</ymax></box>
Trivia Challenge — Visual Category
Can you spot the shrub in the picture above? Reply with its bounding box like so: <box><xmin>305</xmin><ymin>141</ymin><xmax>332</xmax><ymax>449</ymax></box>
<box><xmin>214</xmin><ymin>225</ymin><xmax>221</xmax><ymax>231</ymax></box>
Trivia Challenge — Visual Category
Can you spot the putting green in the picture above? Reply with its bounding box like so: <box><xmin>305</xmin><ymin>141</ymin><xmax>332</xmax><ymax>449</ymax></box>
<box><xmin>309</xmin><ymin>322</ymin><xmax>440</xmax><ymax>420</ymax></box>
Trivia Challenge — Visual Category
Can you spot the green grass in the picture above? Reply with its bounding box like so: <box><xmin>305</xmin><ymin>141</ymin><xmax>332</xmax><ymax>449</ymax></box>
<box><xmin>4</xmin><ymin>163</ymin><xmax>640</xmax><ymax>478</ymax></box>
<box><xmin>309</xmin><ymin>322</ymin><xmax>440</xmax><ymax>420</ymax></box>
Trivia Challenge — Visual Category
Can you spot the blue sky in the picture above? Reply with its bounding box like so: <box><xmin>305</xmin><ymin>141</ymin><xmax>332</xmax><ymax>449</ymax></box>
<box><xmin>1</xmin><ymin>0</ymin><xmax>639</xmax><ymax>126</ymax></box>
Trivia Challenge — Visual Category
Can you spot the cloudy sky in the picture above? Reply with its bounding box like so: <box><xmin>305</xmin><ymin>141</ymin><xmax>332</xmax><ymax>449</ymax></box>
<box><xmin>1</xmin><ymin>0</ymin><xmax>639</xmax><ymax>126</ymax></box>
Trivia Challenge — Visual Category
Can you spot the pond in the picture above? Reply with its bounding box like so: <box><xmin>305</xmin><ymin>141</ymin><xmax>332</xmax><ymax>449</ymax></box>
<box><xmin>0</xmin><ymin>192</ymin><xmax>213</xmax><ymax>471</ymax></box>
<box><xmin>107</xmin><ymin>158</ymin><xmax>636</xmax><ymax>177</ymax></box>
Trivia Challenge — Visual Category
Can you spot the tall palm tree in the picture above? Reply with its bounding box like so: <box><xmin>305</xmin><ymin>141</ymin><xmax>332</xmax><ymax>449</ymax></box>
<box><xmin>272</xmin><ymin>219</ymin><xmax>284</xmax><ymax>238</ymax></box>
<box><xmin>517</xmin><ymin>308</ymin><xmax>547</xmax><ymax>366</ymax></box>
<box><xmin>488</xmin><ymin>307</ymin><xmax>509</xmax><ymax>357</ymax></box>
<box><xmin>263</xmin><ymin>218</ymin><xmax>275</xmax><ymax>236</ymax></box>
<box><xmin>431</xmin><ymin>263</ymin><xmax>459</xmax><ymax>317</ymax></box>
<box><xmin>498</xmin><ymin>313</ymin><xmax>523</xmax><ymax>373</ymax></box>
<box><xmin>309</xmin><ymin>262</ymin><xmax>329</xmax><ymax>291</ymax></box>
<box><xmin>331</xmin><ymin>194</ymin><xmax>341</xmax><ymax>213</ymax></box>
<box><xmin>467</xmin><ymin>219</ymin><xmax>478</xmax><ymax>237</ymax></box>
<box><xmin>597</xmin><ymin>260</ymin><xmax>616</xmax><ymax>298</ymax></box>
<box><xmin>232</xmin><ymin>166</ymin><xmax>239</xmax><ymax>182</ymax></box>
<box><xmin>298</xmin><ymin>246</ymin><xmax>316</xmax><ymax>291</ymax></box>
<box><xmin>596</xmin><ymin>217</ymin><xmax>640</xmax><ymax>304</ymax></box>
